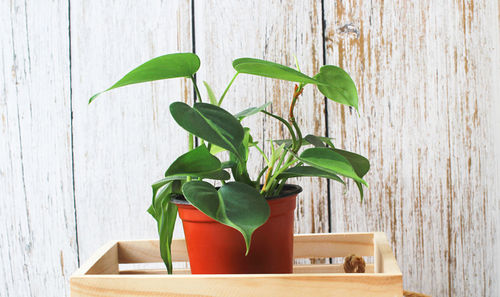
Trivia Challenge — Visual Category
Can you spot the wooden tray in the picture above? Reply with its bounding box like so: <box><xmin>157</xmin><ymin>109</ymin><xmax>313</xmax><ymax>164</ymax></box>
<box><xmin>70</xmin><ymin>232</ymin><xmax>402</xmax><ymax>296</ymax></box>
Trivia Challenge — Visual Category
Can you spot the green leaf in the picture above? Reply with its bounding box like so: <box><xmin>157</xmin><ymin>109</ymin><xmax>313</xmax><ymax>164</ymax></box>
<box><xmin>232</xmin><ymin>58</ymin><xmax>318</xmax><ymax>84</ymax></box>
<box><xmin>165</xmin><ymin>144</ymin><xmax>222</xmax><ymax>178</ymax></box>
<box><xmin>234</xmin><ymin>102</ymin><xmax>272</xmax><ymax>120</ymax></box>
<box><xmin>89</xmin><ymin>53</ymin><xmax>200</xmax><ymax>103</ymax></box>
<box><xmin>273</xmin><ymin>136</ymin><xmax>335</xmax><ymax>148</ymax></box>
<box><xmin>299</xmin><ymin>147</ymin><xmax>367</xmax><ymax>186</ymax></box>
<box><xmin>203</xmin><ymin>81</ymin><xmax>217</xmax><ymax>105</ymax></box>
<box><xmin>304</xmin><ymin>135</ymin><xmax>326</xmax><ymax>147</ymax></box>
<box><xmin>148</xmin><ymin>182</ymin><xmax>178</xmax><ymax>274</ymax></box>
<box><xmin>170</xmin><ymin>102</ymin><xmax>244</xmax><ymax>158</ymax></box>
<box><xmin>313</xmin><ymin>65</ymin><xmax>358</xmax><ymax>110</ymax></box>
<box><xmin>277</xmin><ymin>166</ymin><xmax>344</xmax><ymax>184</ymax></box>
<box><xmin>210</xmin><ymin>144</ymin><xmax>226</xmax><ymax>155</ymax></box>
<box><xmin>333</xmin><ymin>149</ymin><xmax>370</xmax><ymax>201</ymax></box>
<box><xmin>182</xmin><ymin>181</ymin><xmax>270</xmax><ymax>254</ymax></box>
<box><xmin>199</xmin><ymin>169</ymin><xmax>230</xmax><ymax>180</ymax></box>
<box><xmin>334</xmin><ymin>149</ymin><xmax>370</xmax><ymax>178</ymax></box>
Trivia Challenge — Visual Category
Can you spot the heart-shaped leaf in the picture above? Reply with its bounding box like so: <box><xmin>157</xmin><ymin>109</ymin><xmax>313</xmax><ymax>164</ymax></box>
<box><xmin>299</xmin><ymin>147</ymin><xmax>367</xmax><ymax>186</ymax></box>
<box><xmin>233</xmin><ymin>58</ymin><xmax>318</xmax><ymax>84</ymax></box>
<box><xmin>90</xmin><ymin>53</ymin><xmax>200</xmax><ymax>103</ymax></box>
<box><xmin>234</xmin><ymin>102</ymin><xmax>272</xmax><ymax>120</ymax></box>
<box><xmin>182</xmin><ymin>181</ymin><xmax>270</xmax><ymax>253</ymax></box>
<box><xmin>164</xmin><ymin>144</ymin><xmax>223</xmax><ymax>178</ymax></box>
<box><xmin>170</xmin><ymin>102</ymin><xmax>244</xmax><ymax>159</ymax></box>
<box><xmin>277</xmin><ymin>166</ymin><xmax>344</xmax><ymax>184</ymax></box>
<box><xmin>314</xmin><ymin>65</ymin><xmax>358</xmax><ymax>110</ymax></box>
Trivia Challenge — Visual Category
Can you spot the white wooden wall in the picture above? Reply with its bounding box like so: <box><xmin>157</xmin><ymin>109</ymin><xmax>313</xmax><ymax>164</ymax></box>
<box><xmin>1</xmin><ymin>1</ymin><xmax>499</xmax><ymax>296</ymax></box>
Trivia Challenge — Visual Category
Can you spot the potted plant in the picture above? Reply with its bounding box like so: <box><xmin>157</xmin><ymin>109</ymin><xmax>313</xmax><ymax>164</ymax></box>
<box><xmin>89</xmin><ymin>53</ymin><xmax>369</xmax><ymax>275</ymax></box>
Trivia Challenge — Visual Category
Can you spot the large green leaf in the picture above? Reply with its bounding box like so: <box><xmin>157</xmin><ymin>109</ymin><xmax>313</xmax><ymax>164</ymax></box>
<box><xmin>334</xmin><ymin>149</ymin><xmax>370</xmax><ymax>178</ymax></box>
<box><xmin>299</xmin><ymin>147</ymin><xmax>367</xmax><ymax>186</ymax></box>
<box><xmin>334</xmin><ymin>149</ymin><xmax>370</xmax><ymax>200</ymax></box>
<box><xmin>313</xmin><ymin>65</ymin><xmax>358</xmax><ymax>110</ymax></box>
<box><xmin>164</xmin><ymin>144</ymin><xmax>223</xmax><ymax>178</ymax></box>
<box><xmin>234</xmin><ymin>102</ymin><xmax>271</xmax><ymax>120</ymax></box>
<box><xmin>232</xmin><ymin>58</ymin><xmax>318</xmax><ymax>84</ymax></box>
<box><xmin>182</xmin><ymin>181</ymin><xmax>270</xmax><ymax>253</ymax></box>
<box><xmin>170</xmin><ymin>102</ymin><xmax>244</xmax><ymax>158</ymax></box>
<box><xmin>277</xmin><ymin>166</ymin><xmax>344</xmax><ymax>184</ymax></box>
<box><xmin>89</xmin><ymin>53</ymin><xmax>200</xmax><ymax>103</ymax></box>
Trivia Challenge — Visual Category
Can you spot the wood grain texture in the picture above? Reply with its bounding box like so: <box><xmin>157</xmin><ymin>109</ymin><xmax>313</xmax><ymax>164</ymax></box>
<box><xmin>193</xmin><ymin>0</ymin><xmax>329</xmax><ymax>244</ymax></box>
<box><xmin>323</xmin><ymin>1</ymin><xmax>500</xmax><ymax>296</ymax></box>
<box><xmin>70</xmin><ymin>234</ymin><xmax>401</xmax><ymax>297</ymax></box>
<box><xmin>2</xmin><ymin>0</ymin><xmax>499</xmax><ymax>296</ymax></box>
<box><xmin>70</xmin><ymin>0</ymin><xmax>193</xmax><ymax>262</ymax></box>
<box><xmin>0</xmin><ymin>1</ymin><xmax>78</xmax><ymax>296</ymax></box>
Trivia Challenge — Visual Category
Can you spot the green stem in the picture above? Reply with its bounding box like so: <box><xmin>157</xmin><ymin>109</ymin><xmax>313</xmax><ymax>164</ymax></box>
<box><xmin>218</xmin><ymin>72</ymin><xmax>239</xmax><ymax>106</ymax></box>
<box><xmin>263</xmin><ymin>158</ymin><xmax>299</xmax><ymax>194</ymax></box>
<box><xmin>253</xmin><ymin>143</ymin><xmax>269</xmax><ymax>164</ymax></box>
<box><xmin>256</xmin><ymin>165</ymin><xmax>269</xmax><ymax>185</ymax></box>
<box><xmin>261</xmin><ymin>110</ymin><xmax>297</xmax><ymax>149</ymax></box>
<box><xmin>191</xmin><ymin>76</ymin><xmax>202</xmax><ymax>103</ymax></box>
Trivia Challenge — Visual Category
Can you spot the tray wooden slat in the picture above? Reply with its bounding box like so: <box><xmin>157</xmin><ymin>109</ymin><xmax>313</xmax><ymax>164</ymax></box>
<box><xmin>70</xmin><ymin>232</ymin><xmax>403</xmax><ymax>297</ymax></box>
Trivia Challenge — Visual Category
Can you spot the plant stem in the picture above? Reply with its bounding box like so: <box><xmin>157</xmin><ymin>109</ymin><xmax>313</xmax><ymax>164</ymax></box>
<box><xmin>261</xmin><ymin>110</ymin><xmax>297</xmax><ymax>148</ymax></box>
<box><xmin>191</xmin><ymin>76</ymin><xmax>202</xmax><ymax>103</ymax></box>
<box><xmin>289</xmin><ymin>84</ymin><xmax>305</xmax><ymax>153</ymax></box>
<box><xmin>253</xmin><ymin>143</ymin><xmax>269</xmax><ymax>164</ymax></box>
<box><xmin>256</xmin><ymin>165</ymin><xmax>269</xmax><ymax>185</ymax></box>
<box><xmin>271</xmin><ymin>84</ymin><xmax>305</xmax><ymax>194</ymax></box>
<box><xmin>218</xmin><ymin>72</ymin><xmax>239</xmax><ymax>106</ymax></box>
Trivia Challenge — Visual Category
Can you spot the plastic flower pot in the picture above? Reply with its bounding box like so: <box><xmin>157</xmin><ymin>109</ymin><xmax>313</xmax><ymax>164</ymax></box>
<box><xmin>172</xmin><ymin>184</ymin><xmax>302</xmax><ymax>274</ymax></box>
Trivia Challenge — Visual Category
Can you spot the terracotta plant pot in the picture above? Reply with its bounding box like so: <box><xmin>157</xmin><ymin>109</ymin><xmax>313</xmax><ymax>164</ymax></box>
<box><xmin>172</xmin><ymin>184</ymin><xmax>302</xmax><ymax>274</ymax></box>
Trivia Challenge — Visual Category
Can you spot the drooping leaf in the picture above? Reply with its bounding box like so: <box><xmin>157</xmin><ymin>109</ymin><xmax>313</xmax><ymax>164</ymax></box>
<box><xmin>334</xmin><ymin>149</ymin><xmax>370</xmax><ymax>178</ymax></box>
<box><xmin>313</xmin><ymin>65</ymin><xmax>358</xmax><ymax>110</ymax></box>
<box><xmin>234</xmin><ymin>102</ymin><xmax>272</xmax><ymax>120</ymax></box>
<box><xmin>148</xmin><ymin>181</ymin><xmax>178</xmax><ymax>274</ymax></box>
<box><xmin>333</xmin><ymin>149</ymin><xmax>370</xmax><ymax>201</ymax></box>
<box><xmin>299</xmin><ymin>147</ymin><xmax>367</xmax><ymax>186</ymax></box>
<box><xmin>169</xmin><ymin>102</ymin><xmax>244</xmax><ymax>158</ymax></box>
<box><xmin>89</xmin><ymin>53</ymin><xmax>200</xmax><ymax>103</ymax></box>
<box><xmin>277</xmin><ymin>166</ymin><xmax>344</xmax><ymax>184</ymax></box>
<box><xmin>152</xmin><ymin>176</ymin><xmax>187</xmax><ymax>198</ymax></box>
<box><xmin>182</xmin><ymin>181</ymin><xmax>270</xmax><ymax>254</ymax></box>
<box><xmin>232</xmin><ymin>58</ymin><xmax>318</xmax><ymax>84</ymax></box>
<box><xmin>164</xmin><ymin>144</ymin><xmax>222</xmax><ymax>177</ymax></box>
<box><xmin>203</xmin><ymin>81</ymin><xmax>217</xmax><ymax>105</ymax></box>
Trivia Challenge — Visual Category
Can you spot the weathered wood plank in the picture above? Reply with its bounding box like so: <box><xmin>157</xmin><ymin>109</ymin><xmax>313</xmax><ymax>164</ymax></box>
<box><xmin>193</xmin><ymin>0</ymin><xmax>329</xmax><ymax>248</ymax></box>
<box><xmin>323</xmin><ymin>1</ymin><xmax>500</xmax><ymax>296</ymax></box>
<box><xmin>70</xmin><ymin>0</ymin><xmax>193</xmax><ymax>262</ymax></box>
<box><xmin>0</xmin><ymin>0</ymin><xmax>78</xmax><ymax>296</ymax></box>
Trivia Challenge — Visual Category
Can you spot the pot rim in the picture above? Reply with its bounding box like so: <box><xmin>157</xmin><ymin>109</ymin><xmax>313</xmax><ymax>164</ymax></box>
<box><xmin>171</xmin><ymin>183</ymin><xmax>302</xmax><ymax>205</ymax></box>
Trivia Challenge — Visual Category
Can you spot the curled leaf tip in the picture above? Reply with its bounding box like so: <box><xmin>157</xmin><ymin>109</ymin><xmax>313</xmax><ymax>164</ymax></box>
<box><xmin>88</xmin><ymin>92</ymin><xmax>101</xmax><ymax>104</ymax></box>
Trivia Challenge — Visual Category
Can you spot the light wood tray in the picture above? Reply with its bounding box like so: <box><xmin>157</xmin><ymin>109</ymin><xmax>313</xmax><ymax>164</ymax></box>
<box><xmin>70</xmin><ymin>232</ymin><xmax>402</xmax><ymax>296</ymax></box>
